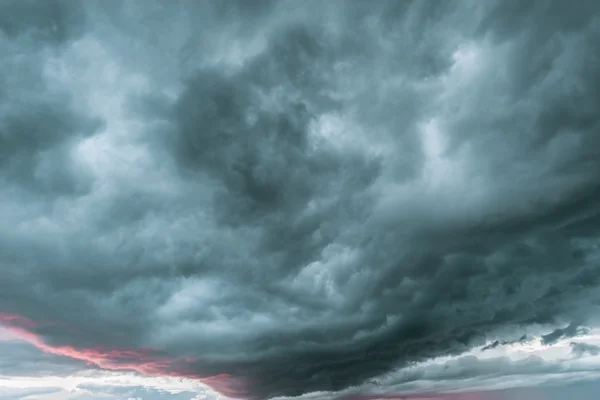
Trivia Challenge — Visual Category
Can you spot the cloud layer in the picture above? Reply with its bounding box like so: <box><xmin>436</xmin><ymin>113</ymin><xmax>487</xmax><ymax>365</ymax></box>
<box><xmin>2</xmin><ymin>1</ymin><xmax>600</xmax><ymax>399</ymax></box>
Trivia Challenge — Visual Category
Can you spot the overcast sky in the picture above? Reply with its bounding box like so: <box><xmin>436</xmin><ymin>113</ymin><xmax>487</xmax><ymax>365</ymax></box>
<box><xmin>1</xmin><ymin>1</ymin><xmax>600</xmax><ymax>399</ymax></box>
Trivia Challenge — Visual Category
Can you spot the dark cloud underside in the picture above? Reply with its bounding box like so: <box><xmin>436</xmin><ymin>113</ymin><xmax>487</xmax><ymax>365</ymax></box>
<box><xmin>1</xmin><ymin>1</ymin><xmax>600</xmax><ymax>399</ymax></box>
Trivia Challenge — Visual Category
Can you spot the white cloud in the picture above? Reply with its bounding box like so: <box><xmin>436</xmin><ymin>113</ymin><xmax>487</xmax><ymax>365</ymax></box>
<box><xmin>0</xmin><ymin>368</ymin><xmax>221</xmax><ymax>400</ymax></box>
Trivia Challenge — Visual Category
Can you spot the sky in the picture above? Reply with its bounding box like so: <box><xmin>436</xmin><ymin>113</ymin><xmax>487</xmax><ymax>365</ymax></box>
<box><xmin>1</xmin><ymin>0</ymin><xmax>600</xmax><ymax>399</ymax></box>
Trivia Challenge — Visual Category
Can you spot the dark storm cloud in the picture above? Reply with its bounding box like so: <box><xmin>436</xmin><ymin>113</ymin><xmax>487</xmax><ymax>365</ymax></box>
<box><xmin>542</xmin><ymin>324</ymin><xmax>589</xmax><ymax>346</ymax></box>
<box><xmin>0</xmin><ymin>0</ymin><xmax>101</xmax><ymax>196</ymax></box>
<box><xmin>0</xmin><ymin>0</ymin><xmax>87</xmax><ymax>44</ymax></box>
<box><xmin>481</xmin><ymin>335</ymin><xmax>529</xmax><ymax>352</ymax></box>
<box><xmin>2</xmin><ymin>1</ymin><xmax>600</xmax><ymax>399</ymax></box>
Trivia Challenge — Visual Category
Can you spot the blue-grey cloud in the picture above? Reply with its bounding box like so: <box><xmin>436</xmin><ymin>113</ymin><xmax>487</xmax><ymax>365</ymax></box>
<box><xmin>0</xmin><ymin>386</ymin><xmax>63</xmax><ymax>400</ymax></box>
<box><xmin>570</xmin><ymin>342</ymin><xmax>600</xmax><ymax>357</ymax></box>
<box><xmin>1</xmin><ymin>1</ymin><xmax>600</xmax><ymax>399</ymax></box>
<box><xmin>542</xmin><ymin>324</ymin><xmax>589</xmax><ymax>346</ymax></box>
<box><xmin>0</xmin><ymin>340</ymin><xmax>92</xmax><ymax>376</ymax></box>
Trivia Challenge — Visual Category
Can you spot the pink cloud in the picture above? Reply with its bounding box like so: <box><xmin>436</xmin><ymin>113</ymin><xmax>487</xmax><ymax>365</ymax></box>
<box><xmin>0</xmin><ymin>312</ymin><xmax>247</xmax><ymax>398</ymax></box>
<box><xmin>0</xmin><ymin>313</ymin><xmax>550</xmax><ymax>400</ymax></box>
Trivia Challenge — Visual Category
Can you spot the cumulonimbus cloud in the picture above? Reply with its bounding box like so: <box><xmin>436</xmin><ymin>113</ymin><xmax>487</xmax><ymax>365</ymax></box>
<box><xmin>2</xmin><ymin>1</ymin><xmax>600</xmax><ymax>399</ymax></box>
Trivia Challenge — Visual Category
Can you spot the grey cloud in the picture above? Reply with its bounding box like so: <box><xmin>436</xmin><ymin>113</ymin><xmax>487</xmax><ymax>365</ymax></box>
<box><xmin>481</xmin><ymin>334</ymin><xmax>529</xmax><ymax>351</ymax></box>
<box><xmin>539</xmin><ymin>381</ymin><xmax>600</xmax><ymax>400</ymax></box>
<box><xmin>0</xmin><ymin>0</ymin><xmax>87</xmax><ymax>45</ymax></box>
<box><xmin>0</xmin><ymin>0</ymin><xmax>101</xmax><ymax>197</ymax></box>
<box><xmin>1</xmin><ymin>1</ymin><xmax>600</xmax><ymax>399</ymax></box>
<box><xmin>326</xmin><ymin>354</ymin><xmax>600</xmax><ymax>400</ymax></box>
<box><xmin>0</xmin><ymin>340</ymin><xmax>92</xmax><ymax>376</ymax></box>
<box><xmin>389</xmin><ymin>354</ymin><xmax>560</xmax><ymax>385</ymax></box>
<box><xmin>0</xmin><ymin>386</ymin><xmax>63</xmax><ymax>400</ymax></box>
<box><xmin>0</xmin><ymin>386</ymin><xmax>208</xmax><ymax>400</ymax></box>
<box><xmin>542</xmin><ymin>324</ymin><xmax>589</xmax><ymax>346</ymax></box>
<box><xmin>76</xmin><ymin>384</ymin><xmax>206</xmax><ymax>400</ymax></box>
<box><xmin>570</xmin><ymin>342</ymin><xmax>600</xmax><ymax>358</ymax></box>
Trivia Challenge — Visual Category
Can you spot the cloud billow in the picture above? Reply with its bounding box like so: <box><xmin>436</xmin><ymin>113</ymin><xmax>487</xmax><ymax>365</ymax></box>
<box><xmin>1</xmin><ymin>1</ymin><xmax>600</xmax><ymax>399</ymax></box>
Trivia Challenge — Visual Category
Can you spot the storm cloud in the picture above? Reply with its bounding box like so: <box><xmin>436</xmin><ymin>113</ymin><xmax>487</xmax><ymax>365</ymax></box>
<box><xmin>1</xmin><ymin>1</ymin><xmax>600</xmax><ymax>399</ymax></box>
<box><xmin>541</xmin><ymin>323</ymin><xmax>588</xmax><ymax>346</ymax></box>
<box><xmin>0</xmin><ymin>339</ymin><xmax>92</xmax><ymax>377</ymax></box>
<box><xmin>570</xmin><ymin>342</ymin><xmax>600</xmax><ymax>358</ymax></box>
